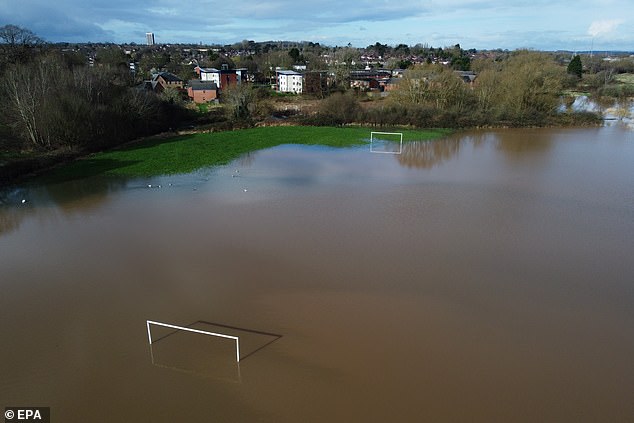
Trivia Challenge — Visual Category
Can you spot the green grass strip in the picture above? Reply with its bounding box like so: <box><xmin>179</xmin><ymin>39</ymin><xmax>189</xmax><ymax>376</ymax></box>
<box><xmin>46</xmin><ymin>126</ymin><xmax>451</xmax><ymax>180</ymax></box>
<box><xmin>614</xmin><ymin>73</ymin><xmax>634</xmax><ymax>85</ymax></box>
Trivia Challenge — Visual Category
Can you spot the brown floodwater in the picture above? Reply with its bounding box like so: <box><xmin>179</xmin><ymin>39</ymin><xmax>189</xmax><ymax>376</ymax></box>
<box><xmin>1</xmin><ymin>125</ymin><xmax>633</xmax><ymax>422</ymax></box>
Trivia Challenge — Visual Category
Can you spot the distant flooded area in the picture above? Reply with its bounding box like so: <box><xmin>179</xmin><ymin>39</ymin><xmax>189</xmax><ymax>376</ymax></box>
<box><xmin>565</xmin><ymin>95</ymin><xmax>634</xmax><ymax>128</ymax></box>
<box><xmin>1</xmin><ymin>125</ymin><xmax>633</xmax><ymax>422</ymax></box>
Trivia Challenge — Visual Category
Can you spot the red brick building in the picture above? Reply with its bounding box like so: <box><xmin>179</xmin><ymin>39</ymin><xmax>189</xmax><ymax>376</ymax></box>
<box><xmin>187</xmin><ymin>80</ymin><xmax>218</xmax><ymax>103</ymax></box>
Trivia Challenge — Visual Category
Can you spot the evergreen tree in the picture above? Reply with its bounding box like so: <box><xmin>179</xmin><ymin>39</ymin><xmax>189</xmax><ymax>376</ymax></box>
<box><xmin>288</xmin><ymin>47</ymin><xmax>301</xmax><ymax>63</ymax></box>
<box><xmin>567</xmin><ymin>55</ymin><xmax>583</xmax><ymax>78</ymax></box>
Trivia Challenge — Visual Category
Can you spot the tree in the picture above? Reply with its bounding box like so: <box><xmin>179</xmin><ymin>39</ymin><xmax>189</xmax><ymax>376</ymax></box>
<box><xmin>288</xmin><ymin>47</ymin><xmax>301</xmax><ymax>63</ymax></box>
<box><xmin>0</xmin><ymin>24</ymin><xmax>45</xmax><ymax>66</ymax></box>
<box><xmin>392</xmin><ymin>64</ymin><xmax>472</xmax><ymax>112</ymax></box>
<box><xmin>222</xmin><ymin>83</ymin><xmax>257</xmax><ymax>122</ymax></box>
<box><xmin>389</xmin><ymin>65</ymin><xmax>427</xmax><ymax>105</ymax></box>
<box><xmin>394</xmin><ymin>44</ymin><xmax>410</xmax><ymax>55</ymax></box>
<box><xmin>316</xmin><ymin>91</ymin><xmax>360</xmax><ymax>125</ymax></box>
<box><xmin>138</xmin><ymin>50</ymin><xmax>171</xmax><ymax>76</ymax></box>
<box><xmin>567</xmin><ymin>55</ymin><xmax>583</xmax><ymax>78</ymax></box>
<box><xmin>210</xmin><ymin>55</ymin><xmax>236</xmax><ymax>70</ymax></box>
<box><xmin>482</xmin><ymin>51</ymin><xmax>565</xmax><ymax>122</ymax></box>
<box><xmin>451</xmin><ymin>55</ymin><xmax>471</xmax><ymax>71</ymax></box>
<box><xmin>1</xmin><ymin>51</ymin><xmax>171</xmax><ymax>151</ymax></box>
<box><xmin>0</xmin><ymin>24</ymin><xmax>43</xmax><ymax>48</ymax></box>
<box><xmin>331</xmin><ymin>47</ymin><xmax>360</xmax><ymax>89</ymax></box>
<box><xmin>95</xmin><ymin>45</ymin><xmax>128</xmax><ymax>68</ymax></box>
<box><xmin>370</xmin><ymin>42</ymin><xmax>388</xmax><ymax>57</ymax></box>
<box><xmin>473</xmin><ymin>68</ymin><xmax>500</xmax><ymax>115</ymax></box>
<box><xmin>2</xmin><ymin>57</ymin><xmax>57</xmax><ymax>148</ymax></box>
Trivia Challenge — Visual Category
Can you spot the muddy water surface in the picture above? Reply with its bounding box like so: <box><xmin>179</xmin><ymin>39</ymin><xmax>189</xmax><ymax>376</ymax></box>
<box><xmin>1</xmin><ymin>126</ymin><xmax>634</xmax><ymax>422</ymax></box>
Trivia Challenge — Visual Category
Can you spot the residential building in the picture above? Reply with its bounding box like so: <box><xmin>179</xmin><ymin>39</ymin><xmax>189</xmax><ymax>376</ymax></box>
<box><xmin>187</xmin><ymin>80</ymin><xmax>218</xmax><ymax>103</ymax></box>
<box><xmin>196</xmin><ymin>66</ymin><xmax>238</xmax><ymax>89</ymax></box>
<box><xmin>349</xmin><ymin>69</ymin><xmax>391</xmax><ymax>91</ymax></box>
<box><xmin>454</xmin><ymin>71</ymin><xmax>477</xmax><ymax>85</ymax></box>
<box><xmin>146</xmin><ymin>32</ymin><xmax>155</xmax><ymax>46</ymax></box>
<box><xmin>154</xmin><ymin>72</ymin><xmax>184</xmax><ymax>91</ymax></box>
<box><xmin>276</xmin><ymin>70</ymin><xmax>303</xmax><ymax>94</ymax></box>
<box><xmin>384</xmin><ymin>78</ymin><xmax>400</xmax><ymax>92</ymax></box>
<box><xmin>235</xmin><ymin>68</ymin><xmax>250</xmax><ymax>84</ymax></box>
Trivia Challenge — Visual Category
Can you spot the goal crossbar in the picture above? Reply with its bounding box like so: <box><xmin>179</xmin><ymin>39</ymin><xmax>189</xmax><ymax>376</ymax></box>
<box><xmin>371</xmin><ymin>131</ymin><xmax>404</xmax><ymax>139</ymax></box>
<box><xmin>146</xmin><ymin>320</ymin><xmax>241</xmax><ymax>362</ymax></box>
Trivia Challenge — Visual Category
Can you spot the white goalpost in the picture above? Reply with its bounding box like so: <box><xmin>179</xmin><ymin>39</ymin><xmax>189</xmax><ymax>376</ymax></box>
<box><xmin>146</xmin><ymin>320</ymin><xmax>241</xmax><ymax>363</ymax></box>
<box><xmin>370</xmin><ymin>131</ymin><xmax>403</xmax><ymax>154</ymax></box>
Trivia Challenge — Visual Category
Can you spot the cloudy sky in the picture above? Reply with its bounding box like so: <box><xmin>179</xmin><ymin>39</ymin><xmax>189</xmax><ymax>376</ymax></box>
<box><xmin>1</xmin><ymin>0</ymin><xmax>632</xmax><ymax>50</ymax></box>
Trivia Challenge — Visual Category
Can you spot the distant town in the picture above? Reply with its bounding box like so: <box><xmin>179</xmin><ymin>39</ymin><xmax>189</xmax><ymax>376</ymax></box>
<box><xmin>49</xmin><ymin>31</ymin><xmax>634</xmax><ymax>103</ymax></box>
<box><xmin>2</xmin><ymin>23</ymin><xmax>633</xmax><ymax>184</ymax></box>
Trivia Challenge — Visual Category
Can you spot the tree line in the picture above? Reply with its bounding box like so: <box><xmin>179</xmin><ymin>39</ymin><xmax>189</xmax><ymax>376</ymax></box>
<box><xmin>0</xmin><ymin>25</ymin><xmax>194</xmax><ymax>154</ymax></box>
<box><xmin>304</xmin><ymin>50</ymin><xmax>602</xmax><ymax>128</ymax></box>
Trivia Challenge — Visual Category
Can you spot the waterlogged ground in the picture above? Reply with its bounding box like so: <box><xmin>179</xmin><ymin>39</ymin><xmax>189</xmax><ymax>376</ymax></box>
<box><xmin>1</xmin><ymin>125</ymin><xmax>634</xmax><ymax>422</ymax></box>
<box><xmin>567</xmin><ymin>96</ymin><xmax>634</xmax><ymax>128</ymax></box>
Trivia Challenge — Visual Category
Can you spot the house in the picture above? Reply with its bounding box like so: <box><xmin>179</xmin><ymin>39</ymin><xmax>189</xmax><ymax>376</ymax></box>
<box><xmin>276</xmin><ymin>70</ymin><xmax>303</xmax><ymax>93</ymax></box>
<box><xmin>187</xmin><ymin>80</ymin><xmax>218</xmax><ymax>104</ymax></box>
<box><xmin>383</xmin><ymin>78</ymin><xmax>400</xmax><ymax>92</ymax></box>
<box><xmin>349</xmin><ymin>69</ymin><xmax>391</xmax><ymax>91</ymax></box>
<box><xmin>154</xmin><ymin>72</ymin><xmax>184</xmax><ymax>91</ymax></box>
<box><xmin>196</xmin><ymin>66</ymin><xmax>238</xmax><ymax>90</ymax></box>
<box><xmin>454</xmin><ymin>71</ymin><xmax>477</xmax><ymax>85</ymax></box>
<box><xmin>350</xmin><ymin>77</ymin><xmax>380</xmax><ymax>91</ymax></box>
<box><xmin>235</xmin><ymin>68</ymin><xmax>250</xmax><ymax>83</ymax></box>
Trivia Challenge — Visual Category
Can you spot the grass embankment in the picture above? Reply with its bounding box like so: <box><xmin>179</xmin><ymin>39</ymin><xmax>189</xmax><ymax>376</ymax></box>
<box><xmin>614</xmin><ymin>74</ymin><xmax>634</xmax><ymax>85</ymax></box>
<box><xmin>47</xmin><ymin>126</ymin><xmax>451</xmax><ymax>181</ymax></box>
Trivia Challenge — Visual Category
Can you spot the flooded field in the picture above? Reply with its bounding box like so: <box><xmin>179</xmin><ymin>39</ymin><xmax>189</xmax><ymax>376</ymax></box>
<box><xmin>1</xmin><ymin>125</ymin><xmax>634</xmax><ymax>422</ymax></box>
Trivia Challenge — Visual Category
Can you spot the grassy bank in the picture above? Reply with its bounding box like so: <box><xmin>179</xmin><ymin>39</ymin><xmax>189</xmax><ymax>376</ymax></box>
<box><xmin>45</xmin><ymin>126</ymin><xmax>451</xmax><ymax>181</ymax></box>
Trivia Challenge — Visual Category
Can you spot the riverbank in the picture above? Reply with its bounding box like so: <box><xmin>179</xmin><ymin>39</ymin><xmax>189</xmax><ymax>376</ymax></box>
<box><xmin>0</xmin><ymin>149</ymin><xmax>83</xmax><ymax>187</ymax></box>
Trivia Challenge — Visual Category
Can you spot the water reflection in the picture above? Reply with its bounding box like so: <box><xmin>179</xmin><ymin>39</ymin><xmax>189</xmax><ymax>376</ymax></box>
<box><xmin>604</xmin><ymin>99</ymin><xmax>634</xmax><ymax>125</ymax></box>
<box><xmin>569</xmin><ymin>95</ymin><xmax>604</xmax><ymax>113</ymax></box>
<box><xmin>0</xmin><ymin>177</ymin><xmax>129</xmax><ymax>236</ymax></box>
<box><xmin>493</xmin><ymin>129</ymin><xmax>553</xmax><ymax>159</ymax></box>
<box><xmin>396</xmin><ymin>137</ymin><xmax>463</xmax><ymax>169</ymax></box>
<box><xmin>565</xmin><ymin>95</ymin><xmax>634</xmax><ymax>129</ymax></box>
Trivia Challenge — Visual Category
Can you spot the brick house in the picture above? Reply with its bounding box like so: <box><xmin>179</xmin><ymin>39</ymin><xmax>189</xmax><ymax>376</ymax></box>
<box><xmin>154</xmin><ymin>72</ymin><xmax>184</xmax><ymax>91</ymax></box>
<box><xmin>187</xmin><ymin>80</ymin><xmax>218</xmax><ymax>103</ymax></box>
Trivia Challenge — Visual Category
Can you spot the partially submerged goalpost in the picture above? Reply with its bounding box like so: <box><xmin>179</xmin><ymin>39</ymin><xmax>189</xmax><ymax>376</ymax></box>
<box><xmin>146</xmin><ymin>320</ymin><xmax>241</xmax><ymax>363</ymax></box>
<box><xmin>370</xmin><ymin>131</ymin><xmax>403</xmax><ymax>154</ymax></box>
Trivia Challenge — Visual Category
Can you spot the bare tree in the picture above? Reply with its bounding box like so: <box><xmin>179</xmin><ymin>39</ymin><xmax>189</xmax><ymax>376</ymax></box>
<box><xmin>222</xmin><ymin>83</ymin><xmax>257</xmax><ymax>122</ymax></box>
<box><xmin>0</xmin><ymin>24</ymin><xmax>44</xmax><ymax>65</ymax></box>
<box><xmin>0</xmin><ymin>24</ymin><xmax>42</xmax><ymax>46</ymax></box>
<box><xmin>2</xmin><ymin>59</ymin><xmax>56</xmax><ymax>149</ymax></box>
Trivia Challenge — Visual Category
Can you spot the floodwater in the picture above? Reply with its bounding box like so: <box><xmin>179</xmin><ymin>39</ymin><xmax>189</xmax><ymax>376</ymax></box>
<box><xmin>1</xmin><ymin>125</ymin><xmax>634</xmax><ymax>422</ymax></box>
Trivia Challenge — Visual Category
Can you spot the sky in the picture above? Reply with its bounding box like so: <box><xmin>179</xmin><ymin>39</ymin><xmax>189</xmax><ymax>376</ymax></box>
<box><xmin>1</xmin><ymin>0</ymin><xmax>633</xmax><ymax>51</ymax></box>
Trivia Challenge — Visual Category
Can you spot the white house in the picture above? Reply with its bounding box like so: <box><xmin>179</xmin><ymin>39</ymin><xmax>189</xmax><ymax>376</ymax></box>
<box><xmin>196</xmin><ymin>66</ymin><xmax>238</xmax><ymax>90</ymax></box>
<box><xmin>276</xmin><ymin>70</ymin><xmax>303</xmax><ymax>94</ymax></box>
<box><xmin>198</xmin><ymin>67</ymin><xmax>220</xmax><ymax>84</ymax></box>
